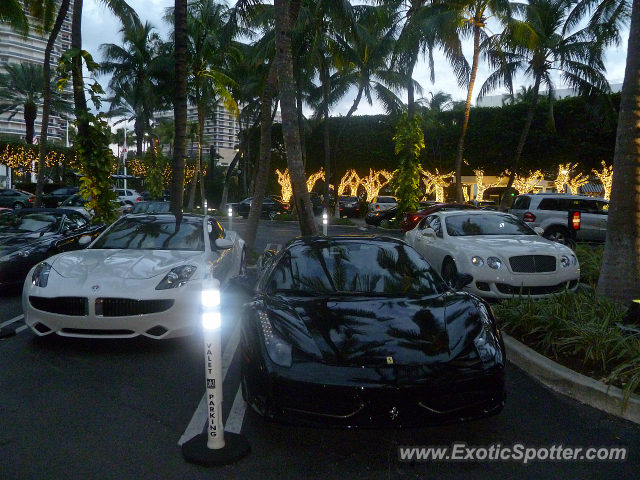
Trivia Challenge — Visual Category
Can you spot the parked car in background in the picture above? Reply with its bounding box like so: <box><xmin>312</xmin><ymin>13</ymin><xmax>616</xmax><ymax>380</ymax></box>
<box><xmin>400</xmin><ymin>203</ymin><xmax>479</xmax><ymax>232</ymax></box>
<box><xmin>24</xmin><ymin>213</ymin><xmax>245</xmax><ymax>339</ymax></box>
<box><xmin>41</xmin><ymin>187</ymin><xmax>80</xmax><ymax>208</ymax></box>
<box><xmin>337</xmin><ymin>196</ymin><xmax>360</xmax><ymax>218</ymax></box>
<box><xmin>0</xmin><ymin>189</ymin><xmax>34</xmax><ymax>209</ymax></box>
<box><xmin>239</xmin><ymin>235</ymin><xmax>506</xmax><ymax>426</ymax></box>
<box><xmin>509</xmin><ymin>193</ymin><xmax>609</xmax><ymax>244</ymax></box>
<box><xmin>60</xmin><ymin>195</ymin><xmax>129</xmax><ymax>219</ymax></box>
<box><xmin>365</xmin><ymin>206</ymin><xmax>398</xmax><ymax>227</ymax></box>
<box><xmin>141</xmin><ymin>190</ymin><xmax>170</xmax><ymax>201</ymax></box>
<box><xmin>404</xmin><ymin>210</ymin><xmax>580</xmax><ymax>299</ymax></box>
<box><xmin>115</xmin><ymin>188</ymin><xmax>142</xmax><ymax>205</ymax></box>
<box><xmin>0</xmin><ymin>208</ymin><xmax>105</xmax><ymax>290</ymax></box>
<box><xmin>309</xmin><ymin>192</ymin><xmax>323</xmax><ymax>214</ymax></box>
<box><xmin>367</xmin><ymin>195</ymin><xmax>397</xmax><ymax>212</ymax></box>
<box><xmin>230</xmin><ymin>197</ymin><xmax>289</xmax><ymax>219</ymax></box>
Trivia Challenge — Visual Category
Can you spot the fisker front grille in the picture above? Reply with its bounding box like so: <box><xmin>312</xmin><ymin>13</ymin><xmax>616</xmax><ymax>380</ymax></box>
<box><xmin>95</xmin><ymin>298</ymin><xmax>175</xmax><ymax>317</ymax></box>
<box><xmin>509</xmin><ymin>255</ymin><xmax>556</xmax><ymax>273</ymax></box>
<box><xmin>29</xmin><ymin>296</ymin><xmax>88</xmax><ymax>316</ymax></box>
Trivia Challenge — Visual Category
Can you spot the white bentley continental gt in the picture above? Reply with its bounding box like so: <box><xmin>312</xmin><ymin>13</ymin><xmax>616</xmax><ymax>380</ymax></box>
<box><xmin>23</xmin><ymin>213</ymin><xmax>246</xmax><ymax>339</ymax></box>
<box><xmin>404</xmin><ymin>210</ymin><xmax>580</xmax><ymax>299</ymax></box>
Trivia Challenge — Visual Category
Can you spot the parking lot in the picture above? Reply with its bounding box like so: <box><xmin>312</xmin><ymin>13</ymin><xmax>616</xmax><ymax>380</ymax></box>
<box><xmin>1</xmin><ymin>219</ymin><xmax>639</xmax><ymax>479</ymax></box>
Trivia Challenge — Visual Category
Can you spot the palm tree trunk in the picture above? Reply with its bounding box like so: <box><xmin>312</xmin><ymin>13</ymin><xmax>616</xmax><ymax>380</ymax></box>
<box><xmin>171</xmin><ymin>0</ymin><xmax>188</xmax><ymax>217</ymax></box>
<box><xmin>24</xmin><ymin>102</ymin><xmax>36</xmax><ymax>145</ymax></box>
<box><xmin>274</xmin><ymin>0</ymin><xmax>317</xmax><ymax>236</ymax></box>
<box><xmin>455</xmin><ymin>23</ymin><xmax>481</xmax><ymax>203</ymax></box>
<box><xmin>499</xmin><ymin>74</ymin><xmax>542</xmax><ymax>211</ymax></box>
<box><xmin>596</xmin><ymin>0</ymin><xmax>640</xmax><ymax>303</ymax></box>
<box><xmin>71</xmin><ymin>0</ymin><xmax>88</xmax><ymax>139</ymax></box>
<box><xmin>243</xmin><ymin>67</ymin><xmax>277</xmax><ymax>249</ymax></box>
<box><xmin>187</xmin><ymin>93</ymin><xmax>204</xmax><ymax>213</ymax></box>
<box><xmin>35</xmin><ymin>0</ymin><xmax>70</xmax><ymax>207</ymax></box>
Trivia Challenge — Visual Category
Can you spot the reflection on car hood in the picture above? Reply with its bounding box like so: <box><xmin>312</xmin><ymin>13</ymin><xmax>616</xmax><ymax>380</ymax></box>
<box><xmin>50</xmin><ymin>249</ymin><xmax>204</xmax><ymax>280</ymax></box>
<box><xmin>0</xmin><ymin>231</ymin><xmax>55</xmax><ymax>253</ymax></box>
<box><xmin>265</xmin><ymin>293</ymin><xmax>482</xmax><ymax>367</ymax></box>
<box><xmin>451</xmin><ymin>235</ymin><xmax>567</xmax><ymax>254</ymax></box>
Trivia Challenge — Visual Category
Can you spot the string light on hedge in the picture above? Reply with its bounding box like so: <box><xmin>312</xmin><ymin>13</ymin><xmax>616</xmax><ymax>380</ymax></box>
<box><xmin>421</xmin><ymin>168</ymin><xmax>453</xmax><ymax>203</ymax></box>
<box><xmin>508</xmin><ymin>170</ymin><xmax>544</xmax><ymax>194</ymax></box>
<box><xmin>361</xmin><ymin>169</ymin><xmax>392</xmax><ymax>202</ymax></box>
<box><xmin>276</xmin><ymin>168</ymin><xmax>293</xmax><ymax>203</ymax></box>
<box><xmin>337</xmin><ymin>170</ymin><xmax>360</xmax><ymax>196</ymax></box>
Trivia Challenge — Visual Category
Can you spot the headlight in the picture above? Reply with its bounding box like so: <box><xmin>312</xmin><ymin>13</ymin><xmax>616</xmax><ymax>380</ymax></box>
<box><xmin>32</xmin><ymin>262</ymin><xmax>52</xmax><ymax>288</ymax></box>
<box><xmin>471</xmin><ymin>256</ymin><xmax>484</xmax><ymax>267</ymax></box>
<box><xmin>258</xmin><ymin>311</ymin><xmax>292</xmax><ymax>367</ymax></box>
<box><xmin>155</xmin><ymin>265</ymin><xmax>197</xmax><ymax>290</ymax></box>
<box><xmin>560</xmin><ymin>255</ymin><xmax>570</xmax><ymax>268</ymax></box>
<box><xmin>474</xmin><ymin>304</ymin><xmax>499</xmax><ymax>362</ymax></box>
<box><xmin>571</xmin><ymin>254</ymin><xmax>578</xmax><ymax>266</ymax></box>
<box><xmin>487</xmin><ymin>257</ymin><xmax>502</xmax><ymax>269</ymax></box>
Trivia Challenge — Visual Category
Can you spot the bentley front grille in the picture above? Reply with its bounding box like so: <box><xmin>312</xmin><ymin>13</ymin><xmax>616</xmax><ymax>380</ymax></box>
<box><xmin>29</xmin><ymin>296</ymin><xmax>88</xmax><ymax>316</ymax></box>
<box><xmin>509</xmin><ymin>255</ymin><xmax>556</xmax><ymax>273</ymax></box>
<box><xmin>95</xmin><ymin>298</ymin><xmax>175</xmax><ymax>317</ymax></box>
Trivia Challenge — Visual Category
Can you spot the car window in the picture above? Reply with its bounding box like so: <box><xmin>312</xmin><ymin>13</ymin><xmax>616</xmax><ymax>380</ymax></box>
<box><xmin>268</xmin><ymin>241</ymin><xmax>445</xmax><ymax>295</ymax></box>
<box><xmin>51</xmin><ymin>188</ymin><xmax>66</xmax><ymax>195</ymax></box>
<box><xmin>68</xmin><ymin>212</ymin><xmax>88</xmax><ymax>228</ymax></box>
<box><xmin>426</xmin><ymin>216</ymin><xmax>443</xmax><ymax>238</ymax></box>
<box><xmin>444</xmin><ymin>213</ymin><xmax>536</xmax><ymax>236</ymax></box>
<box><xmin>595</xmin><ymin>201</ymin><xmax>609</xmax><ymax>214</ymax></box>
<box><xmin>0</xmin><ymin>212</ymin><xmax>60</xmax><ymax>233</ymax></box>
<box><xmin>538</xmin><ymin>198</ymin><xmax>562</xmax><ymax>210</ymax></box>
<box><xmin>91</xmin><ymin>217</ymin><xmax>204</xmax><ymax>251</ymax></box>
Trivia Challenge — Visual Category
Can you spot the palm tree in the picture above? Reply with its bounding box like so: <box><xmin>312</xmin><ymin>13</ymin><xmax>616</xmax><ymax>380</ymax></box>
<box><xmin>478</xmin><ymin>0</ymin><xmax>613</xmax><ymax>211</ymax></box>
<box><xmin>100</xmin><ymin>20</ymin><xmax>164</xmax><ymax>156</ymax></box>
<box><xmin>0</xmin><ymin>63</ymin><xmax>71</xmax><ymax>145</ymax></box>
<box><xmin>0</xmin><ymin>0</ymin><xmax>29</xmax><ymax>35</ymax></box>
<box><xmin>448</xmin><ymin>0</ymin><xmax>513</xmax><ymax>203</ymax></box>
<box><xmin>594</xmin><ymin>0</ymin><xmax>638</xmax><ymax>303</ymax></box>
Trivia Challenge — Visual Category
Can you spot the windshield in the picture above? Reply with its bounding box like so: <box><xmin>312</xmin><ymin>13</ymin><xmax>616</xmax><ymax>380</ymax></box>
<box><xmin>0</xmin><ymin>212</ymin><xmax>60</xmax><ymax>233</ymax></box>
<box><xmin>444</xmin><ymin>213</ymin><xmax>536</xmax><ymax>236</ymax></box>
<box><xmin>91</xmin><ymin>216</ymin><xmax>204</xmax><ymax>251</ymax></box>
<box><xmin>268</xmin><ymin>240</ymin><xmax>445</xmax><ymax>296</ymax></box>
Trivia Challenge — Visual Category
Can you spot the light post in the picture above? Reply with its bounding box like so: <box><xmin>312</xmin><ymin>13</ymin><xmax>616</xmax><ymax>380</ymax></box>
<box><xmin>322</xmin><ymin>209</ymin><xmax>328</xmax><ymax>236</ymax></box>
<box><xmin>182</xmin><ymin>275</ymin><xmax>250</xmax><ymax>466</ymax></box>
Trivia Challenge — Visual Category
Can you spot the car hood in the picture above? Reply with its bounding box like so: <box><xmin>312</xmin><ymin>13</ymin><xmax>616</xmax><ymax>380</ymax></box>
<box><xmin>49</xmin><ymin>249</ymin><xmax>205</xmax><ymax>280</ymax></box>
<box><xmin>451</xmin><ymin>235</ymin><xmax>567</xmax><ymax>255</ymax></box>
<box><xmin>263</xmin><ymin>292</ymin><xmax>481</xmax><ymax>367</ymax></box>
<box><xmin>0</xmin><ymin>231</ymin><xmax>55</xmax><ymax>254</ymax></box>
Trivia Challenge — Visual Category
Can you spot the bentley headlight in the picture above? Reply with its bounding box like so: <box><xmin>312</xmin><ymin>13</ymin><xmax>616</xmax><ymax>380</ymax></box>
<box><xmin>471</xmin><ymin>256</ymin><xmax>484</xmax><ymax>267</ymax></box>
<box><xmin>32</xmin><ymin>262</ymin><xmax>52</xmax><ymax>288</ymax></box>
<box><xmin>155</xmin><ymin>265</ymin><xmax>197</xmax><ymax>290</ymax></box>
<box><xmin>258</xmin><ymin>311</ymin><xmax>292</xmax><ymax>367</ymax></box>
<box><xmin>571</xmin><ymin>254</ymin><xmax>578</xmax><ymax>266</ymax></box>
<box><xmin>487</xmin><ymin>257</ymin><xmax>502</xmax><ymax>269</ymax></box>
<box><xmin>560</xmin><ymin>255</ymin><xmax>571</xmax><ymax>268</ymax></box>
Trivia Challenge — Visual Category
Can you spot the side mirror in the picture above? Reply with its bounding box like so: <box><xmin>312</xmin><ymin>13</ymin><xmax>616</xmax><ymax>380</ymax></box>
<box><xmin>422</xmin><ymin>227</ymin><xmax>436</xmax><ymax>237</ymax></box>
<box><xmin>214</xmin><ymin>238</ymin><xmax>234</xmax><ymax>250</ymax></box>
<box><xmin>453</xmin><ymin>272</ymin><xmax>473</xmax><ymax>290</ymax></box>
<box><xmin>258</xmin><ymin>249</ymin><xmax>278</xmax><ymax>275</ymax></box>
<box><xmin>78</xmin><ymin>235</ymin><xmax>92</xmax><ymax>246</ymax></box>
<box><xmin>534</xmin><ymin>226</ymin><xmax>544</xmax><ymax>235</ymax></box>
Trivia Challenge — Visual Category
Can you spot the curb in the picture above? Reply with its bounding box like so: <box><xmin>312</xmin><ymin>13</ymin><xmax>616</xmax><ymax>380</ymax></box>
<box><xmin>503</xmin><ymin>333</ymin><xmax>640</xmax><ymax>424</ymax></box>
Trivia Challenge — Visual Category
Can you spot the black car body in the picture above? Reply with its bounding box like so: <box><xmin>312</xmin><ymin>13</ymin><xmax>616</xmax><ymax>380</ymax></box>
<box><xmin>41</xmin><ymin>187</ymin><xmax>80</xmax><ymax>207</ymax></box>
<box><xmin>365</xmin><ymin>206</ymin><xmax>398</xmax><ymax>226</ymax></box>
<box><xmin>0</xmin><ymin>208</ymin><xmax>105</xmax><ymax>289</ymax></box>
<box><xmin>231</xmin><ymin>197</ymin><xmax>289</xmax><ymax>219</ymax></box>
<box><xmin>239</xmin><ymin>236</ymin><xmax>506</xmax><ymax>427</ymax></box>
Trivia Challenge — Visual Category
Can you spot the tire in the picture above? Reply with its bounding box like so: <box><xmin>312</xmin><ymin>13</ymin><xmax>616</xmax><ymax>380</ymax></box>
<box><xmin>268</xmin><ymin>210</ymin><xmax>277</xmax><ymax>220</ymax></box>
<box><xmin>238</xmin><ymin>247</ymin><xmax>247</xmax><ymax>275</ymax></box>
<box><xmin>543</xmin><ymin>226</ymin><xmax>571</xmax><ymax>245</ymax></box>
<box><xmin>12</xmin><ymin>202</ymin><xmax>25</xmax><ymax>209</ymax></box>
<box><xmin>379</xmin><ymin>219</ymin><xmax>389</xmax><ymax>228</ymax></box>
<box><xmin>441</xmin><ymin>258</ymin><xmax>458</xmax><ymax>288</ymax></box>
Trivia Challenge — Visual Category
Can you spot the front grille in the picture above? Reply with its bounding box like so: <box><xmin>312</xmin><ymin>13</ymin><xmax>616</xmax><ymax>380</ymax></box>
<box><xmin>29</xmin><ymin>296</ymin><xmax>88</xmax><ymax>316</ymax></box>
<box><xmin>95</xmin><ymin>298</ymin><xmax>175</xmax><ymax>317</ymax></box>
<box><xmin>509</xmin><ymin>255</ymin><xmax>556</xmax><ymax>273</ymax></box>
<box><xmin>495</xmin><ymin>282</ymin><xmax>572</xmax><ymax>295</ymax></box>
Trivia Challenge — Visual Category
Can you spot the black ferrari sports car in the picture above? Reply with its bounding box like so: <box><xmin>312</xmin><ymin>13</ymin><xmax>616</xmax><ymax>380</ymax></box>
<box><xmin>239</xmin><ymin>235</ymin><xmax>506</xmax><ymax>427</ymax></box>
<box><xmin>0</xmin><ymin>208</ymin><xmax>105</xmax><ymax>290</ymax></box>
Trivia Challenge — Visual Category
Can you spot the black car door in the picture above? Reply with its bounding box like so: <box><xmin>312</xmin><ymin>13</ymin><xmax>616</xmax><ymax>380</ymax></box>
<box><xmin>53</xmin><ymin>213</ymin><xmax>101</xmax><ymax>252</ymax></box>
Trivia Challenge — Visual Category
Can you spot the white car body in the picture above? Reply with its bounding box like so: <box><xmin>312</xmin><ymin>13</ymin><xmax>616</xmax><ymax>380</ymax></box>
<box><xmin>23</xmin><ymin>214</ymin><xmax>245</xmax><ymax>339</ymax></box>
<box><xmin>404</xmin><ymin>210</ymin><xmax>580</xmax><ymax>299</ymax></box>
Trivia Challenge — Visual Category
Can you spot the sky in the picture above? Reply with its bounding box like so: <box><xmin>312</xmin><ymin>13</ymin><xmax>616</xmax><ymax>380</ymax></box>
<box><xmin>81</xmin><ymin>0</ymin><xmax>630</xmax><ymax>118</ymax></box>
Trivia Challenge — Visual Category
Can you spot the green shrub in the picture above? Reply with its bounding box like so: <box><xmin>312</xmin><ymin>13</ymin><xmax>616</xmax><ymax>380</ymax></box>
<box><xmin>574</xmin><ymin>243</ymin><xmax>604</xmax><ymax>287</ymax></box>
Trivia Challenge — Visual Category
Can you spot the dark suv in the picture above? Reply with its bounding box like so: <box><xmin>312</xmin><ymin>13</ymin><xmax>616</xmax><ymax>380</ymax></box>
<box><xmin>509</xmin><ymin>193</ymin><xmax>609</xmax><ymax>244</ymax></box>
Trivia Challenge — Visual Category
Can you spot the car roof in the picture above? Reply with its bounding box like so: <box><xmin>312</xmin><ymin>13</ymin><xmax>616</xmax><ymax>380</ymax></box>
<box><xmin>6</xmin><ymin>207</ymin><xmax>83</xmax><ymax>215</ymax></box>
